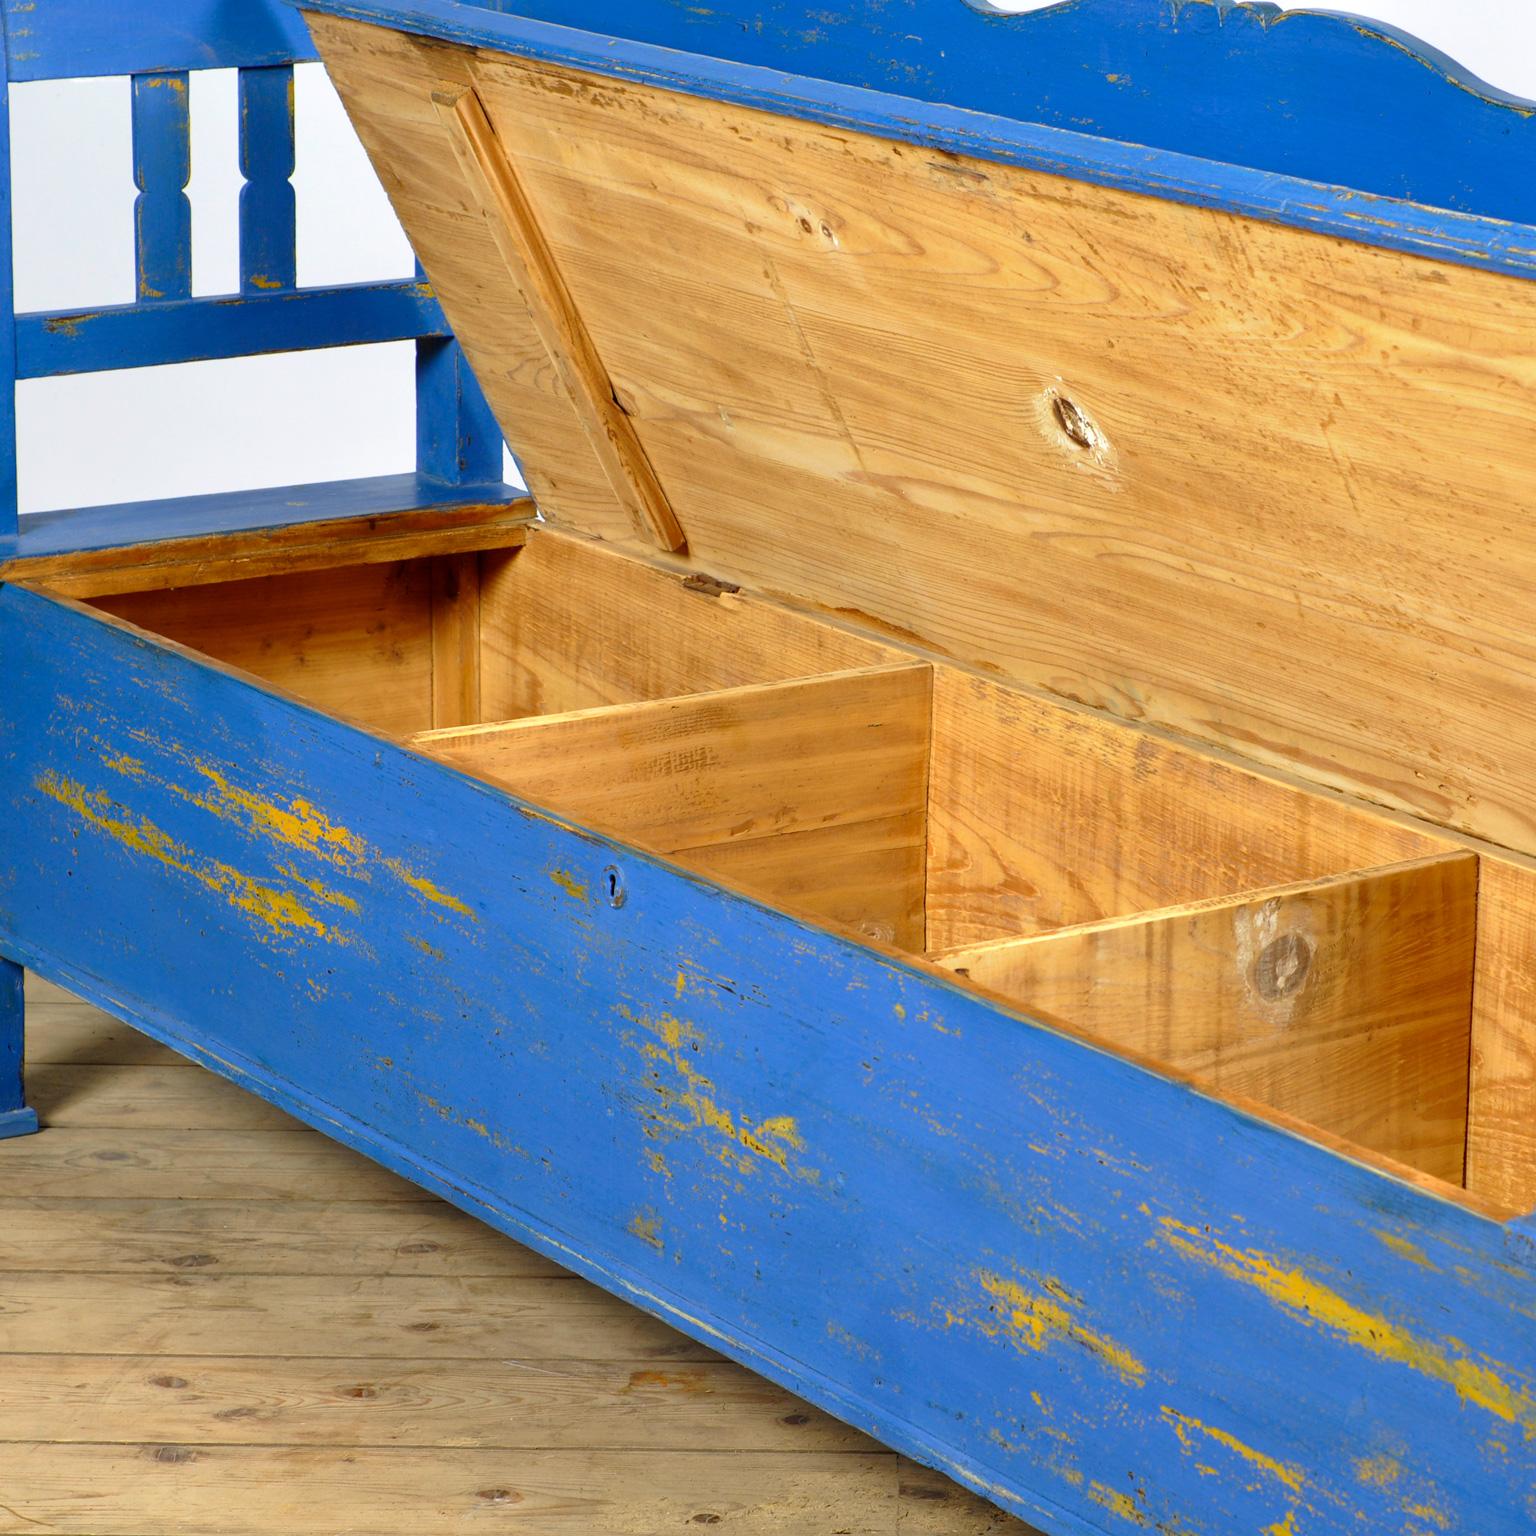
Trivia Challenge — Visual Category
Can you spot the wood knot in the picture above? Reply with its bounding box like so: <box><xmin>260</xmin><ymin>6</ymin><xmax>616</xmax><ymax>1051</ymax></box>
<box><xmin>147</xmin><ymin>1446</ymin><xmax>197</xmax><ymax>1465</ymax></box>
<box><xmin>1253</xmin><ymin>932</ymin><xmax>1313</xmax><ymax>1003</ymax></box>
<box><xmin>476</xmin><ymin>1489</ymin><xmax>520</xmax><ymax>1504</ymax></box>
<box><xmin>148</xmin><ymin>1375</ymin><xmax>188</xmax><ymax>1390</ymax></box>
<box><xmin>1038</xmin><ymin>384</ymin><xmax>1116</xmax><ymax>473</ymax></box>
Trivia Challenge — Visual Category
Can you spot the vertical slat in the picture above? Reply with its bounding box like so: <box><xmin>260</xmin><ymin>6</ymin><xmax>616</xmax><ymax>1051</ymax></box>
<box><xmin>238</xmin><ymin>64</ymin><xmax>297</xmax><ymax>294</ymax></box>
<box><xmin>417</xmin><ymin>315</ymin><xmax>504</xmax><ymax>487</ymax></box>
<box><xmin>130</xmin><ymin>72</ymin><xmax>192</xmax><ymax>301</ymax></box>
<box><xmin>0</xmin><ymin>49</ymin><xmax>20</xmax><ymax>551</ymax></box>
<box><xmin>0</xmin><ymin>957</ymin><xmax>38</xmax><ymax>1138</ymax></box>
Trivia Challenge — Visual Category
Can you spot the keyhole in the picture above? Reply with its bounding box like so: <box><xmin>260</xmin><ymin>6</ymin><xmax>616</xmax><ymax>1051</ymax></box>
<box><xmin>604</xmin><ymin>865</ymin><xmax>627</xmax><ymax>909</ymax></box>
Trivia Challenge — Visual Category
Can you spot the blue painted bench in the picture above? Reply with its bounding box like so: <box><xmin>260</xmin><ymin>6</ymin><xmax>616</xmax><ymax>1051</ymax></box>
<box><xmin>5</xmin><ymin>3</ymin><xmax>1536</xmax><ymax>1533</ymax></box>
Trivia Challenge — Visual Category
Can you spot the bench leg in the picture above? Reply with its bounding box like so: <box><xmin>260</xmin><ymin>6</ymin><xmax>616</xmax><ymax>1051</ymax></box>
<box><xmin>0</xmin><ymin>957</ymin><xmax>38</xmax><ymax>1139</ymax></box>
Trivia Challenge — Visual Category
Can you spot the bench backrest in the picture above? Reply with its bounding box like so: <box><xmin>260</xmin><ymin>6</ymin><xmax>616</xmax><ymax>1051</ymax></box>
<box><xmin>0</xmin><ymin>0</ymin><xmax>509</xmax><ymax>559</ymax></box>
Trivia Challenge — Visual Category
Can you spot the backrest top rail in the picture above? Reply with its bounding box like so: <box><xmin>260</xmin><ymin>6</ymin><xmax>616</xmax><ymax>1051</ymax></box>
<box><xmin>4</xmin><ymin>0</ymin><xmax>318</xmax><ymax>82</ymax></box>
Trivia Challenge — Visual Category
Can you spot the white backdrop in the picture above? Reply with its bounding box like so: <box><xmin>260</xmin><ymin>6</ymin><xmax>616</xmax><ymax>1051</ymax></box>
<box><xmin>12</xmin><ymin>2</ymin><xmax>1534</xmax><ymax>515</ymax></box>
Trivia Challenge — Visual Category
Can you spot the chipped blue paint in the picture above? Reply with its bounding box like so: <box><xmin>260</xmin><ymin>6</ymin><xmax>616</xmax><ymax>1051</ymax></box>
<box><xmin>0</xmin><ymin>957</ymin><xmax>36</xmax><ymax>1139</ymax></box>
<box><xmin>238</xmin><ymin>64</ymin><xmax>300</xmax><ymax>295</ymax></box>
<box><xmin>4</xmin><ymin>0</ymin><xmax>318</xmax><ymax>80</ymax></box>
<box><xmin>0</xmin><ymin>0</ymin><xmax>507</xmax><ymax>563</ymax></box>
<box><xmin>293</xmin><ymin>0</ymin><xmax>1536</xmax><ymax>282</ymax></box>
<box><xmin>3</xmin><ymin>586</ymin><xmax>1534</xmax><ymax>1536</ymax></box>
<box><xmin>14</xmin><ymin>281</ymin><xmax>450</xmax><ymax>379</ymax></box>
<box><xmin>130</xmin><ymin>71</ymin><xmax>193</xmax><ymax>301</ymax></box>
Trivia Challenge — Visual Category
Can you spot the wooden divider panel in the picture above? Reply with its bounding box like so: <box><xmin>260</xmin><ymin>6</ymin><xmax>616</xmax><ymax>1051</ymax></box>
<box><xmin>938</xmin><ymin>853</ymin><xmax>1478</xmax><ymax>1182</ymax></box>
<box><xmin>927</xmin><ymin>668</ymin><xmax>1451</xmax><ymax>950</ymax></box>
<box><xmin>415</xmin><ymin>663</ymin><xmax>932</xmax><ymax>947</ymax></box>
<box><xmin>478</xmin><ymin>531</ymin><xmax>904</xmax><ymax>720</ymax></box>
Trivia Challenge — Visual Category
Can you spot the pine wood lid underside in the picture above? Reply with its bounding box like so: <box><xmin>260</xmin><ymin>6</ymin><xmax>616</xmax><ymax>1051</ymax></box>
<box><xmin>311</xmin><ymin>14</ymin><xmax>1536</xmax><ymax>860</ymax></box>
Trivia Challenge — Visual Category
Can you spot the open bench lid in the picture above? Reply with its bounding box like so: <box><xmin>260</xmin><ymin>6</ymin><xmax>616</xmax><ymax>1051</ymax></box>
<box><xmin>296</xmin><ymin>0</ymin><xmax>1536</xmax><ymax>857</ymax></box>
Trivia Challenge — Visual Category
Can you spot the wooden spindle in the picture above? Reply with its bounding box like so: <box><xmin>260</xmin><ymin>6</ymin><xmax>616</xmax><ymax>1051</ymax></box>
<box><xmin>130</xmin><ymin>72</ymin><xmax>192</xmax><ymax>301</ymax></box>
<box><xmin>238</xmin><ymin>65</ymin><xmax>298</xmax><ymax>294</ymax></box>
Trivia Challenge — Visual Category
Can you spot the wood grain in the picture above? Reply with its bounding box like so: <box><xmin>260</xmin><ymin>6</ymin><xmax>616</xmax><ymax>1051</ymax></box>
<box><xmin>6</xmin><ymin>502</ymin><xmax>531</xmax><ymax>599</ymax></box>
<box><xmin>27</xmin><ymin>1064</ymin><xmax>307</xmax><ymax>1132</ymax></box>
<box><xmin>91</xmin><ymin>560</ymin><xmax>438</xmax><ymax>737</ymax></box>
<box><xmin>301</xmin><ymin>20</ymin><xmax>624</xmax><ymax>542</ymax></box>
<box><xmin>0</xmin><ymin>1445</ymin><xmax>898</xmax><ymax>1535</ymax></box>
<box><xmin>1466</xmin><ymin>853</ymin><xmax>1536</xmax><ymax>1209</ymax></box>
<box><xmin>0</xmin><ymin>1199</ymin><xmax>564</xmax><ymax>1277</ymax></box>
<box><xmin>0</xmin><ymin>1129</ymin><xmax>439</xmax><ymax>1201</ymax></box>
<box><xmin>927</xmin><ymin>668</ymin><xmax>1448</xmax><ymax>950</ymax></box>
<box><xmin>416</xmin><ymin>663</ymin><xmax>932</xmax><ymax>946</ymax></box>
<box><xmin>24</xmin><ymin>1000</ymin><xmax>184</xmax><ymax>1065</ymax></box>
<box><xmin>311</xmin><ymin>19</ymin><xmax>1536</xmax><ymax>859</ymax></box>
<box><xmin>938</xmin><ymin>855</ymin><xmax>1478</xmax><ymax>1181</ymax></box>
<box><xmin>434</xmin><ymin>85</ymin><xmax>685</xmax><ymax>552</ymax></box>
<box><xmin>0</xmin><ymin>1273</ymin><xmax>716</xmax><ymax>1360</ymax></box>
<box><xmin>0</xmin><ymin>1354</ymin><xmax>868</xmax><ymax>1451</ymax></box>
<box><xmin>479</xmin><ymin>529</ymin><xmax>902</xmax><ymax>720</ymax></box>
<box><xmin>429</xmin><ymin>552</ymin><xmax>482</xmax><ymax>729</ymax></box>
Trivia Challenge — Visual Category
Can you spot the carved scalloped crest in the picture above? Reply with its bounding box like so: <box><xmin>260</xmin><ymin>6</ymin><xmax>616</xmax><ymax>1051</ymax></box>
<box><xmin>953</xmin><ymin>0</ymin><xmax>1536</xmax><ymax>222</ymax></box>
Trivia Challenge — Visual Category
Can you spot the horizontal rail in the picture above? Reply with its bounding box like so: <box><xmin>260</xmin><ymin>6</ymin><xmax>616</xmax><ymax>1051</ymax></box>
<box><xmin>5</xmin><ymin>0</ymin><xmax>317</xmax><ymax>82</ymax></box>
<box><xmin>16</xmin><ymin>281</ymin><xmax>450</xmax><ymax>379</ymax></box>
<box><xmin>7</xmin><ymin>472</ymin><xmax>524</xmax><ymax>563</ymax></box>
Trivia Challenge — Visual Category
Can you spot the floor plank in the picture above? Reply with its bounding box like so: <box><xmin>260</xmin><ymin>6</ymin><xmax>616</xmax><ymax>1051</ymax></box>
<box><xmin>0</xmin><ymin>1355</ymin><xmax>871</xmax><ymax>1451</ymax></box>
<box><xmin>0</xmin><ymin>1200</ymin><xmax>566</xmax><ymax>1277</ymax></box>
<box><xmin>0</xmin><ymin>1445</ymin><xmax>899</xmax><ymax>1534</ymax></box>
<box><xmin>0</xmin><ymin>1129</ymin><xmax>437</xmax><ymax>1201</ymax></box>
<box><xmin>0</xmin><ymin>1273</ymin><xmax>718</xmax><ymax>1360</ymax></box>
<box><xmin>28</xmin><ymin>1064</ymin><xmax>306</xmax><ymax>1131</ymax></box>
<box><xmin>25</xmin><ymin>1002</ymin><xmax>185</xmax><ymax>1066</ymax></box>
<box><xmin>0</xmin><ymin>978</ymin><xmax>1035</xmax><ymax>1534</ymax></box>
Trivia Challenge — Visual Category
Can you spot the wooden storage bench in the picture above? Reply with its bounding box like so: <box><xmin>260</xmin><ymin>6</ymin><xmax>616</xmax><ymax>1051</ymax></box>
<box><xmin>5</xmin><ymin>2</ymin><xmax>1536</xmax><ymax>1534</ymax></box>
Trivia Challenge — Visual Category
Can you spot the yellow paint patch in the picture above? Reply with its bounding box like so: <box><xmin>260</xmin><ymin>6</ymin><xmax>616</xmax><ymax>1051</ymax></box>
<box><xmin>154</xmin><ymin>756</ymin><xmax>474</xmax><ymax>920</ymax></box>
<box><xmin>1375</xmin><ymin>1230</ymin><xmax>1439</xmax><ymax>1271</ymax></box>
<box><xmin>278</xmin><ymin>863</ymin><xmax>361</xmax><ymax>914</ymax></box>
<box><xmin>1161</xmin><ymin>1218</ymin><xmax>1536</xmax><ymax>1437</ymax></box>
<box><xmin>1261</xmin><ymin>1513</ymin><xmax>1297</xmax><ymax>1536</ymax></box>
<box><xmin>37</xmin><ymin>772</ymin><xmax>333</xmax><ymax>941</ymax></box>
<box><xmin>1087</xmin><ymin>1481</ymin><xmax>1199</xmax><ymax>1535</ymax></box>
<box><xmin>194</xmin><ymin>764</ymin><xmax>366</xmax><ymax>864</ymax></box>
<box><xmin>1160</xmin><ymin>1408</ymin><xmax>1302</xmax><ymax>1495</ymax></box>
<box><xmin>382</xmin><ymin>858</ymin><xmax>475</xmax><ymax>918</ymax></box>
<box><xmin>418</xmin><ymin>1092</ymin><xmax>520</xmax><ymax>1155</ymax></box>
<box><xmin>101</xmin><ymin>751</ymin><xmax>145</xmax><ymax>779</ymax></box>
<box><xmin>961</xmin><ymin>1270</ymin><xmax>1146</xmax><ymax>1387</ymax></box>
<box><xmin>628</xmin><ymin>1211</ymin><xmax>664</xmax><ymax>1251</ymax></box>
<box><xmin>549</xmin><ymin>867</ymin><xmax>590</xmax><ymax>903</ymax></box>
<box><xmin>626</xmin><ymin>1011</ymin><xmax>815</xmax><ymax>1180</ymax></box>
<box><xmin>1355</xmin><ymin>1453</ymin><xmax>1401</xmax><ymax>1490</ymax></box>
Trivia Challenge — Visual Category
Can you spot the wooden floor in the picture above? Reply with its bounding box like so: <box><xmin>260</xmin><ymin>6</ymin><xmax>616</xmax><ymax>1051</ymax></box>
<box><xmin>0</xmin><ymin>975</ymin><xmax>1034</xmax><ymax>1535</ymax></box>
